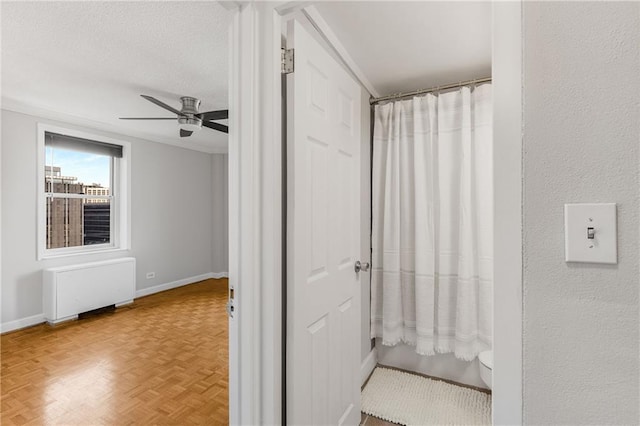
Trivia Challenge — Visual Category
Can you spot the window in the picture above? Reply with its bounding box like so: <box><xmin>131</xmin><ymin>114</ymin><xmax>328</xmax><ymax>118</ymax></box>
<box><xmin>38</xmin><ymin>125</ymin><xmax>130</xmax><ymax>259</ymax></box>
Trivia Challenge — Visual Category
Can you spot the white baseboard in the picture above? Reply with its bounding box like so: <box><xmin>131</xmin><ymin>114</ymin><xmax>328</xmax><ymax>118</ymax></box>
<box><xmin>1</xmin><ymin>313</ymin><xmax>46</xmax><ymax>334</ymax></box>
<box><xmin>361</xmin><ymin>348</ymin><xmax>378</xmax><ymax>386</ymax></box>
<box><xmin>211</xmin><ymin>272</ymin><xmax>229</xmax><ymax>279</ymax></box>
<box><xmin>135</xmin><ymin>272</ymin><xmax>226</xmax><ymax>298</ymax></box>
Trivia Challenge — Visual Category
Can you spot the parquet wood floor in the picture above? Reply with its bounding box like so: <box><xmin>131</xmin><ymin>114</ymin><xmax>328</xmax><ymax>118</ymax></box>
<box><xmin>1</xmin><ymin>278</ymin><xmax>229</xmax><ymax>426</ymax></box>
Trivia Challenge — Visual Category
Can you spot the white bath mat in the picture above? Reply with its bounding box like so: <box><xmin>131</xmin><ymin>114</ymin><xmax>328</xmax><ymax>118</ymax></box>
<box><xmin>362</xmin><ymin>367</ymin><xmax>491</xmax><ymax>426</ymax></box>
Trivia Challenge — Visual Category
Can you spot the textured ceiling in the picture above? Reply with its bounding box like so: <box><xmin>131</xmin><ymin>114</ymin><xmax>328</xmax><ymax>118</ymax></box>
<box><xmin>2</xmin><ymin>2</ymin><xmax>491</xmax><ymax>150</ymax></box>
<box><xmin>314</xmin><ymin>1</ymin><xmax>492</xmax><ymax>97</ymax></box>
<box><xmin>2</xmin><ymin>1</ymin><xmax>230</xmax><ymax>153</ymax></box>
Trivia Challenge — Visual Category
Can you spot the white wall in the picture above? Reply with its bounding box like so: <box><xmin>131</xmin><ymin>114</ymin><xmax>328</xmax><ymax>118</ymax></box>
<box><xmin>522</xmin><ymin>3</ymin><xmax>639</xmax><ymax>424</ymax></box>
<box><xmin>211</xmin><ymin>153</ymin><xmax>229</xmax><ymax>274</ymax></box>
<box><xmin>1</xmin><ymin>109</ymin><xmax>229</xmax><ymax>329</ymax></box>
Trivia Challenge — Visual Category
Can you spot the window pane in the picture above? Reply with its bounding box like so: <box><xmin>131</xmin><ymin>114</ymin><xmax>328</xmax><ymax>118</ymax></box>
<box><xmin>45</xmin><ymin>147</ymin><xmax>111</xmax><ymax>195</ymax></box>
<box><xmin>84</xmin><ymin>201</ymin><xmax>111</xmax><ymax>245</ymax></box>
<box><xmin>46</xmin><ymin>198</ymin><xmax>111</xmax><ymax>249</ymax></box>
<box><xmin>46</xmin><ymin>197</ymin><xmax>85</xmax><ymax>249</ymax></box>
<box><xmin>44</xmin><ymin>143</ymin><xmax>113</xmax><ymax>251</ymax></box>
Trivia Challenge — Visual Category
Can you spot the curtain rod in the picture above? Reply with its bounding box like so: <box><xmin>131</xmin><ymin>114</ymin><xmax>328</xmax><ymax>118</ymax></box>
<box><xmin>369</xmin><ymin>76</ymin><xmax>492</xmax><ymax>105</ymax></box>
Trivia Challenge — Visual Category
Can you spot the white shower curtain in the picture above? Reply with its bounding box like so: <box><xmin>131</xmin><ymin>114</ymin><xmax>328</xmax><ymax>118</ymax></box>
<box><xmin>370</xmin><ymin>84</ymin><xmax>493</xmax><ymax>361</ymax></box>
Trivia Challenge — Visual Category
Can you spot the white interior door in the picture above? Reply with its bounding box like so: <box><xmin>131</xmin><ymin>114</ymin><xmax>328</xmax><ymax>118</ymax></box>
<box><xmin>286</xmin><ymin>19</ymin><xmax>362</xmax><ymax>426</ymax></box>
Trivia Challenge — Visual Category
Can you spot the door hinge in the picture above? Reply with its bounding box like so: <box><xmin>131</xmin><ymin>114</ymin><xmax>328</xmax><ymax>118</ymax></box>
<box><xmin>281</xmin><ymin>48</ymin><xmax>294</xmax><ymax>74</ymax></box>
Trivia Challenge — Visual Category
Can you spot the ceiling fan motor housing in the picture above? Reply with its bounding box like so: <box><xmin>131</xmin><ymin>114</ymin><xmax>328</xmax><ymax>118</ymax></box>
<box><xmin>179</xmin><ymin>97</ymin><xmax>202</xmax><ymax>131</ymax></box>
<box><xmin>180</xmin><ymin>96</ymin><xmax>201</xmax><ymax>115</ymax></box>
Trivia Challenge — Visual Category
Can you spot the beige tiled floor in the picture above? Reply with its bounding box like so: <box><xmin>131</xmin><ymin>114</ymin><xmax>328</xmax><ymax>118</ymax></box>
<box><xmin>361</xmin><ymin>412</ymin><xmax>402</xmax><ymax>426</ymax></box>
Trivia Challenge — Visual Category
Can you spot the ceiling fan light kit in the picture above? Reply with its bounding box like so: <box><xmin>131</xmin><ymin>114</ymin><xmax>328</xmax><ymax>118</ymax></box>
<box><xmin>120</xmin><ymin>94</ymin><xmax>229</xmax><ymax>137</ymax></box>
<box><xmin>178</xmin><ymin>116</ymin><xmax>203</xmax><ymax>132</ymax></box>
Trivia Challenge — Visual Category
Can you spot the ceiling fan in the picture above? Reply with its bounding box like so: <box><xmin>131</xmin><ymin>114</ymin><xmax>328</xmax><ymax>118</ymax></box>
<box><xmin>120</xmin><ymin>95</ymin><xmax>228</xmax><ymax>137</ymax></box>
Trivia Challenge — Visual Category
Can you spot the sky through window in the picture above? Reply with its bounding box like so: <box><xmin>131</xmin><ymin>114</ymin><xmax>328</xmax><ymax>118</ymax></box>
<box><xmin>45</xmin><ymin>147</ymin><xmax>110</xmax><ymax>187</ymax></box>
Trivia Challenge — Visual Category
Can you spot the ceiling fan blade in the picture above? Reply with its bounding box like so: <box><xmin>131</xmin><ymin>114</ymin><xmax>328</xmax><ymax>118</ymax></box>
<box><xmin>140</xmin><ymin>95</ymin><xmax>184</xmax><ymax>116</ymax></box>
<box><xmin>198</xmin><ymin>109</ymin><xmax>229</xmax><ymax>121</ymax></box>
<box><xmin>180</xmin><ymin>129</ymin><xmax>193</xmax><ymax>138</ymax></box>
<box><xmin>119</xmin><ymin>117</ymin><xmax>176</xmax><ymax>120</ymax></box>
<box><xmin>202</xmin><ymin>121</ymin><xmax>229</xmax><ymax>134</ymax></box>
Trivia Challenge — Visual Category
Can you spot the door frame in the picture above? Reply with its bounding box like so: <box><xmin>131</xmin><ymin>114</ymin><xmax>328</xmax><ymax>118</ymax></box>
<box><xmin>227</xmin><ymin>1</ymin><xmax>524</xmax><ymax>424</ymax></box>
<box><xmin>492</xmin><ymin>2</ymin><xmax>523</xmax><ymax>425</ymax></box>
<box><xmin>225</xmin><ymin>2</ymin><xmax>292</xmax><ymax>424</ymax></box>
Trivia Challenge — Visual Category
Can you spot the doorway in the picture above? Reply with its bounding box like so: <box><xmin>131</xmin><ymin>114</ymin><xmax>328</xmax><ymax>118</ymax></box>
<box><xmin>228</xmin><ymin>2</ymin><xmax>523</xmax><ymax>424</ymax></box>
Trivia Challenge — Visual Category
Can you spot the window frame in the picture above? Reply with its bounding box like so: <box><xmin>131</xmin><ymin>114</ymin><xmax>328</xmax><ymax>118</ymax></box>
<box><xmin>37</xmin><ymin>123</ymin><xmax>131</xmax><ymax>260</ymax></box>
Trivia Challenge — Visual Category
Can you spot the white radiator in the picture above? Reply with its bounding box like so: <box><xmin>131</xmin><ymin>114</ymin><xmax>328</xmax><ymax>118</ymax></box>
<box><xmin>43</xmin><ymin>257</ymin><xmax>136</xmax><ymax>324</ymax></box>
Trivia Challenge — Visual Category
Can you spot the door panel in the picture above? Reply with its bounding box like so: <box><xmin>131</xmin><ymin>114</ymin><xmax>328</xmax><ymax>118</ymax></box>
<box><xmin>287</xmin><ymin>19</ymin><xmax>362</xmax><ymax>426</ymax></box>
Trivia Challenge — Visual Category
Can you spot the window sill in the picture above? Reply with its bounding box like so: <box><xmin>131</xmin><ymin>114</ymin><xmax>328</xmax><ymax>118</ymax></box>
<box><xmin>38</xmin><ymin>247</ymin><xmax>129</xmax><ymax>261</ymax></box>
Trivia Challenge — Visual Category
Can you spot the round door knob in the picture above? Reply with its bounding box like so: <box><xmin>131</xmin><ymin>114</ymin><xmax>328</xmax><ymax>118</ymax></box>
<box><xmin>354</xmin><ymin>261</ymin><xmax>370</xmax><ymax>273</ymax></box>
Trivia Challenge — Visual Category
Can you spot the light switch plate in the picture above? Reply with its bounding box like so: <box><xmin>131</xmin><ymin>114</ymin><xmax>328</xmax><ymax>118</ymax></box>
<box><xmin>564</xmin><ymin>203</ymin><xmax>617</xmax><ymax>264</ymax></box>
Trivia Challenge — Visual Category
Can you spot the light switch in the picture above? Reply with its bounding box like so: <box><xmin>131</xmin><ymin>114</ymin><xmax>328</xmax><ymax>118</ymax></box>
<box><xmin>564</xmin><ymin>203</ymin><xmax>617</xmax><ymax>264</ymax></box>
